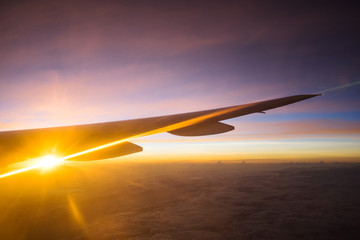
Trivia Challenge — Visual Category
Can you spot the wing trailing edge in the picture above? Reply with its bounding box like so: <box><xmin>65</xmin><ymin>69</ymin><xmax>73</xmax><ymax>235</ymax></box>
<box><xmin>70</xmin><ymin>141</ymin><xmax>143</xmax><ymax>161</ymax></box>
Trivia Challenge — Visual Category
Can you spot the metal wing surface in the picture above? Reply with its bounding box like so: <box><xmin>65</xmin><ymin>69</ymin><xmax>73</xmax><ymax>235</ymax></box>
<box><xmin>0</xmin><ymin>94</ymin><xmax>320</xmax><ymax>166</ymax></box>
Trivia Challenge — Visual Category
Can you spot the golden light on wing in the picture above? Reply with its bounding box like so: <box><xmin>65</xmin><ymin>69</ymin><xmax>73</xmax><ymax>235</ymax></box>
<box><xmin>0</xmin><ymin>105</ymin><xmax>240</xmax><ymax>179</ymax></box>
<box><xmin>0</xmin><ymin>165</ymin><xmax>39</xmax><ymax>179</ymax></box>
<box><xmin>48</xmin><ymin>104</ymin><xmax>245</xmax><ymax>161</ymax></box>
<box><xmin>0</xmin><ymin>95</ymin><xmax>317</xmax><ymax>179</ymax></box>
<box><xmin>0</xmin><ymin>155</ymin><xmax>64</xmax><ymax>178</ymax></box>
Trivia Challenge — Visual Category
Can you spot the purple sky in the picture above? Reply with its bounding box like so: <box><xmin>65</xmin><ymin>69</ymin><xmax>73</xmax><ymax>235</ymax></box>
<box><xmin>0</xmin><ymin>1</ymin><xmax>359</xmax><ymax>161</ymax></box>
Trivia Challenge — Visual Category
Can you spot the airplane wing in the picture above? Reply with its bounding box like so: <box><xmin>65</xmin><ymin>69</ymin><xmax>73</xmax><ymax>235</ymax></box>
<box><xmin>0</xmin><ymin>94</ymin><xmax>320</xmax><ymax>166</ymax></box>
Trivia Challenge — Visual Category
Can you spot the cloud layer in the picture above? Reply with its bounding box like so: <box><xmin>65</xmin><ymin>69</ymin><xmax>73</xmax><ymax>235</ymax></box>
<box><xmin>1</xmin><ymin>162</ymin><xmax>360</xmax><ymax>239</ymax></box>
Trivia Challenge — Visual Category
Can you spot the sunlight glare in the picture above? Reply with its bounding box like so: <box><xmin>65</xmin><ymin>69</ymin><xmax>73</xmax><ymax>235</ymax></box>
<box><xmin>0</xmin><ymin>105</ymin><xmax>242</xmax><ymax>179</ymax></box>
<box><xmin>35</xmin><ymin>155</ymin><xmax>64</xmax><ymax>170</ymax></box>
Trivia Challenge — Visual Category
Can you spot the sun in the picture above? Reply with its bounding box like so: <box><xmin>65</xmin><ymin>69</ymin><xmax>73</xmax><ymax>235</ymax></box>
<box><xmin>35</xmin><ymin>155</ymin><xmax>65</xmax><ymax>170</ymax></box>
<box><xmin>0</xmin><ymin>155</ymin><xmax>65</xmax><ymax>179</ymax></box>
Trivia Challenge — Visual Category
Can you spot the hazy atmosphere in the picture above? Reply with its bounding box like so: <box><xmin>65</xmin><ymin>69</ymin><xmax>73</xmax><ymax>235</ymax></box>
<box><xmin>1</xmin><ymin>1</ymin><xmax>360</xmax><ymax>239</ymax></box>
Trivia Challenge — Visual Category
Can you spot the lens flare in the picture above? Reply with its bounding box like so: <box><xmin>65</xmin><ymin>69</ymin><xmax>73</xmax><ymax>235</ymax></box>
<box><xmin>0</xmin><ymin>155</ymin><xmax>64</xmax><ymax>179</ymax></box>
<box><xmin>35</xmin><ymin>155</ymin><xmax>64</xmax><ymax>170</ymax></box>
<box><xmin>0</xmin><ymin>106</ymin><xmax>237</xmax><ymax>179</ymax></box>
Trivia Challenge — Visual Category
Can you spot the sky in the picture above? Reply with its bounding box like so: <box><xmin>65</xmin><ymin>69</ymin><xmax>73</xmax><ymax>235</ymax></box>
<box><xmin>0</xmin><ymin>0</ymin><xmax>359</xmax><ymax>162</ymax></box>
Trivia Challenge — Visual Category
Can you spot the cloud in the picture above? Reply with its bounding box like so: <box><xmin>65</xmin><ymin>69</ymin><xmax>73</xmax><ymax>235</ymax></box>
<box><xmin>1</xmin><ymin>163</ymin><xmax>360</xmax><ymax>239</ymax></box>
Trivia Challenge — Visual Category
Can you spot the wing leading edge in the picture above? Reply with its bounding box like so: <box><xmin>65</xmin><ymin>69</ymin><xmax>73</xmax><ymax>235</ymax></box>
<box><xmin>0</xmin><ymin>94</ymin><xmax>320</xmax><ymax>166</ymax></box>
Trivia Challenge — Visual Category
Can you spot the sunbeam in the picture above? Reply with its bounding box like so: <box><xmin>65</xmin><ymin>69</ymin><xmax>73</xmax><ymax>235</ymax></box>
<box><xmin>0</xmin><ymin>105</ymin><xmax>241</xmax><ymax>179</ymax></box>
<box><xmin>67</xmin><ymin>194</ymin><xmax>88</xmax><ymax>235</ymax></box>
